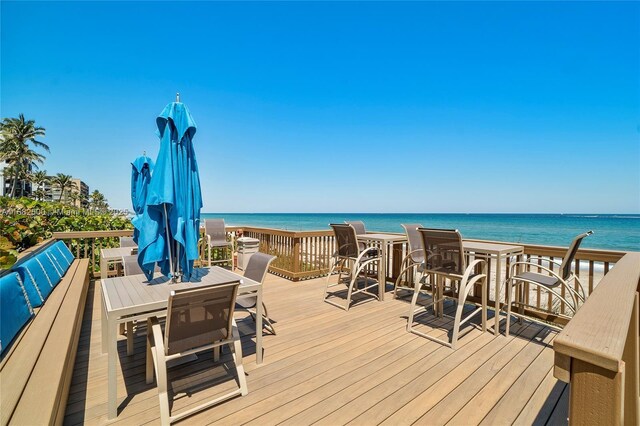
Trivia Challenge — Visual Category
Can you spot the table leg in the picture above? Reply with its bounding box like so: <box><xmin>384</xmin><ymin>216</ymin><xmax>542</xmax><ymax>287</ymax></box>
<box><xmin>256</xmin><ymin>288</ymin><xmax>263</xmax><ymax>365</ymax></box>
<box><xmin>100</xmin><ymin>255</ymin><xmax>107</xmax><ymax>280</ymax></box>
<box><xmin>126</xmin><ymin>321</ymin><xmax>134</xmax><ymax>356</ymax></box>
<box><xmin>494</xmin><ymin>254</ymin><xmax>502</xmax><ymax>335</ymax></box>
<box><xmin>107</xmin><ymin>317</ymin><xmax>118</xmax><ymax>420</ymax></box>
<box><xmin>101</xmin><ymin>292</ymin><xmax>108</xmax><ymax>354</ymax></box>
<box><xmin>379</xmin><ymin>242</ymin><xmax>387</xmax><ymax>301</ymax></box>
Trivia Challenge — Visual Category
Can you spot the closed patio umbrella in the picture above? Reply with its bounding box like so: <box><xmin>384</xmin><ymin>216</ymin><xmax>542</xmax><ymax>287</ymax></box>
<box><xmin>130</xmin><ymin>154</ymin><xmax>154</xmax><ymax>244</ymax></box>
<box><xmin>137</xmin><ymin>97</ymin><xmax>203</xmax><ymax>281</ymax></box>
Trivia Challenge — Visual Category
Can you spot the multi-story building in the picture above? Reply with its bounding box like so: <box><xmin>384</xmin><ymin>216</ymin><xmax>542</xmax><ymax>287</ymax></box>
<box><xmin>45</xmin><ymin>177</ymin><xmax>89</xmax><ymax>207</ymax></box>
<box><xmin>0</xmin><ymin>160</ymin><xmax>33</xmax><ymax>197</ymax></box>
<box><xmin>72</xmin><ymin>178</ymin><xmax>89</xmax><ymax>207</ymax></box>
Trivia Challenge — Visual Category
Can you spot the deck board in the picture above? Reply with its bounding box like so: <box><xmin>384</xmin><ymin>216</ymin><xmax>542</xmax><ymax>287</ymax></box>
<box><xmin>64</xmin><ymin>274</ymin><xmax>567</xmax><ymax>425</ymax></box>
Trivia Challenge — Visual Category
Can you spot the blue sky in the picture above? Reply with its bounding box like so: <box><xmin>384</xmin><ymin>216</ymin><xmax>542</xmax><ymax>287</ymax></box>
<box><xmin>2</xmin><ymin>1</ymin><xmax>639</xmax><ymax>213</ymax></box>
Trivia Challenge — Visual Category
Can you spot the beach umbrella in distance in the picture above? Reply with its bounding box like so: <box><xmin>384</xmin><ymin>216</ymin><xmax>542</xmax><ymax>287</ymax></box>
<box><xmin>137</xmin><ymin>95</ymin><xmax>203</xmax><ymax>281</ymax></box>
<box><xmin>130</xmin><ymin>153</ymin><xmax>154</xmax><ymax>244</ymax></box>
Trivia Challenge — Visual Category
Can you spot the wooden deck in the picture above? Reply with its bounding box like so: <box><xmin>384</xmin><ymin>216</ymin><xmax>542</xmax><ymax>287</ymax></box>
<box><xmin>64</xmin><ymin>273</ymin><xmax>568</xmax><ymax>425</ymax></box>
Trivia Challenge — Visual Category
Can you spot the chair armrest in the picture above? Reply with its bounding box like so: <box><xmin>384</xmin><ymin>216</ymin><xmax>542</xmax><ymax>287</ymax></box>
<box><xmin>355</xmin><ymin>246</ymin><xmax>380</xmax><ymax>265</ymax></box>
<box><xmin>462</xmin><ymin>259</ymin><xmax>486</xmax><ymax>286</ymax></box>
<box><xmin>509</xmin><ymin>261</ymin><xmax>565</xmax><ymax>284</ymax></box>
<box><xmin>526</xmin><ymin>255</ymin><xmax>563</xmax><ymax>268</ymax></box>
<box><xmin>147</xmin><ymin>316</ymin><xmax>169</xmax><ymax>390</ymax></box>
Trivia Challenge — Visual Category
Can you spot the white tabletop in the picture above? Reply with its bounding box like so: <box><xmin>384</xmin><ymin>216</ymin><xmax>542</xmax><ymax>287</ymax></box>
<box><xmin>101</xmin><ymin>267</ymin><xmax>259</xmax><ymax>317</ymax></box>
<box><xmin>357</xmin><ymin>233</ymin><xmax>408</xmax><ymax>242</ymax></box>
<box><xmin>462</xmin><ymin>240</ymin><xmax>524</xmax><ymax>255</ymax></box>
<box><xmin>101</xmin><ymin>246</ymin><xmax>137</xmax><ymax>259</ymax></box>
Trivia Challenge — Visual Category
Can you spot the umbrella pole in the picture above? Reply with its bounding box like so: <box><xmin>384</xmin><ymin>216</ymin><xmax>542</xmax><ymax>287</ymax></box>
<box><xmin>163</xmin><ymin>204</ymin><xmax>176</xmax><ymax>282</ymax></box>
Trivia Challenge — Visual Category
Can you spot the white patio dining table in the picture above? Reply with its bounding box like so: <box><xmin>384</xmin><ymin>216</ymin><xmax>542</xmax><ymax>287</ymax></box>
<box><xmin>101</xmin><ymin>266</ymin><xmax>263</xmax><ymax>420</ymax></box>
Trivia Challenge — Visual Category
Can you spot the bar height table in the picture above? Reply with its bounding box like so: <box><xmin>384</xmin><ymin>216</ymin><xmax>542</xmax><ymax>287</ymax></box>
<box><xmin>356</xmin><ymin>233</ymin><xmax>407</xmax><ymax>301</ymax></box>
<box><xmin>462</xmin><ymin>241</ymin><xmax>524</xmax><ymax>335</ymax></box>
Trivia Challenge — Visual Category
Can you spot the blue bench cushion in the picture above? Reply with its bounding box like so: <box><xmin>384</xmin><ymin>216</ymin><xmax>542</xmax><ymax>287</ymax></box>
<box><xmin>0</xmin><ymin>272</ymin><xmax>34</xmax><ymax>355</ymax></box>
<box><xmin>53</xmin><ymin>241</ymin><xmax>75</xmax><ymax>264</ymax></box>
<box><xmin>35</xmin><ymin>253</ymin><xmax>62</xmax><ymax>288</ymax></box>
<box><xmin>13</xmin><ymin>257</ymin><xmax>56</xmax><ymax>307</ymax></box>
<box><xmin>44</xmin><ymin>247</ymin><xmax>70</xmax><ymax>276</ymax></box>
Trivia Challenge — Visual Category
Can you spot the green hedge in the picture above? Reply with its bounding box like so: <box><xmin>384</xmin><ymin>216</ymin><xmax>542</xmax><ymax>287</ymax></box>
<box><xmin>0</xmin><ymin>197</ymin><xmax>132</xmax><ymax>268</ymax></box>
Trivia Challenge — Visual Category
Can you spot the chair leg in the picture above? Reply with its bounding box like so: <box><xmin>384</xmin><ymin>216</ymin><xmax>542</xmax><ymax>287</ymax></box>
<box><xmin>323</xmin><ymin>261</ymin><xmax>338</xmax><ymax>300</ymax></box>
<box><xmin>231</xmin><ymin>326</ymin><xmax>248</xmax><ymax>396</ymax></box>
<box><xmin>481</xmin><ymin>277</ymin><xmax>487</xmax><ymax>333</ymax></box>
<box><xmin>345</xmin><ymin>275</ymin><xmax>356</xmax><ymax>311</ymax></box>
<box><xmin>208</xmin><ymin>245</ymin><xmax>211</xmax><ymax>267</ymax></box>
<box><xmin>506</xmin><ymin>281</ymin><xmax>512</xmax><ymax>336</ymax></box>
<box><xmin>158</xmin><ymin>389</ymin><xmax>171</xmax><ymax>426</ymax></box>
<box><xmin>213</xmin><ymin>345</ymin><xmax>220</xmax><ymax>362</ymax></box>
<box><xmin>407</xmin><ymin>286</ymin><xmax>421</xmax><ymax>332</ymax></box>
<box><xmin>451</xmin><ymin>299</ymin><xmax>465</xmax><ymax>350</ymax></box>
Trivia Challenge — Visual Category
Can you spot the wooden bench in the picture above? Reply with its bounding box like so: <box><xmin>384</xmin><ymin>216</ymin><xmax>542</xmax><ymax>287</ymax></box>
<box><xmin>0</xmin><ymin>250</ymin><xmax>90</xmax><ymax>425</ymax></box>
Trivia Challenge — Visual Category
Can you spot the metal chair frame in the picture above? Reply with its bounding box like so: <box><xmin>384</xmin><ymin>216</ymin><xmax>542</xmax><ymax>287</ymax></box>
<box><xmin>407</xmin><ymin>228</ymin><xmax>488</xmax><ymax>350</ymax></box>
<box><xmin>394</xmin><ymin>223</ymin><xmax>427</xmax><ymax>297</ymax></box>
<box><xmin>145</xmin><ymin>282</ymin><xmax>248</xmax><ymax>425</ymax></box>
<box><xmin>504</xmin><ymin>231</ymin><xmax>593</xmax><ymax>335</ymax></box>
<box><xmin>204</xmin><ymin>219</ymin><xmax>234</xmax><ymax>269</ymax></box>
<box><xmin>324</xmin><ymin>224</ymin><xmax>381</xmax><ymax>311</ymax></box>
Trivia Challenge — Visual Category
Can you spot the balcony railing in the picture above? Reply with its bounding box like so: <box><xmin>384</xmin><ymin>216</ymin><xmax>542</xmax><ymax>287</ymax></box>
<box><xmin>51</xmin><ymin>226</ymin><xmax>628</xmax><ymax>327</ymax></box>
<box><xmin>553</xmin><ymin>251</ymin><xmax>640</xmax><ymax>424</ymax></box>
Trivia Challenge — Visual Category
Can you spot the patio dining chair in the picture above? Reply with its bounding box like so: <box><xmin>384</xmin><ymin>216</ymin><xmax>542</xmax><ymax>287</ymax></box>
<box><xmin>236</xmin><ymin>252</ymin><xmax>278</xmax><ymax>334</ymax></box>
<box><xmin>394</xmin><ymin>223</ymin><xmax>427</xmax><ymax>297</ymax></box>
<box><xmin>504</xmin><ymin>231</ymin><xmax>593</xmax><ymax>335</ymax></box>
<box><xmin>122</xmin><ymin>255</ymin><xmax>160</xmax><ymax>354</ymax></box>
<box><xmin>119</xmin><ymin>236</ymin><xmax>137</xmax><ymax>248</ymax></box>
<box><xmin>324</xmin><ymin>224</ymin><xmax>381</xmax><ymax>310</ymax></box>
<box><xmin>407</xmin><ymin>228</ymin><xmax>487</xmax><ymax>350</ymax></box>
<box><xmin>146</xmin><ymin>281</ymin><xmax>248</xmax><ymax>425</ymax></box>
<box><xmin>204</xmin><ymin>219</ymin><xmax>234</xmax><ymax>269</ymax></box>
<box><xmin>345</xmin><ymin>220</ymin><xmax>366</xmax><ymax>235</ymax></box>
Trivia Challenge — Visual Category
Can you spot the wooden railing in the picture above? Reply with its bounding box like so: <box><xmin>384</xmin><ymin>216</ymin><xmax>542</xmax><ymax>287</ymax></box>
<box><xmin>52</xmin><ymin>229</ymin><xmax>133</xmax><ymax>278</ymax></box>
<box><xmin>463</xmin><ymin>238</ymin><xmax>626</xmax><ymax>326</ymax></box>
<box><xmin>236</xmin><ymin>227</ymin><xmax>335</xmax><ymax>280</ymax></box>
<box><xmin>50</xmin><ymin>227</ymin><xmax>629</xmax><ymax>325</ymax></box>
<box><xmin>553</xmin><ymin>251</ymin><xmax>640</xmax><ymax>424</ymax></box>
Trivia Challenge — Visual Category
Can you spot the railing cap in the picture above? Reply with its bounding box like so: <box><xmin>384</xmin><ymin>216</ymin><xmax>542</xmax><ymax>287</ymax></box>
<box><xmin>553</xmin><ymin>251</ymin><xmax>640</xmax><ymax>373</ymax></box>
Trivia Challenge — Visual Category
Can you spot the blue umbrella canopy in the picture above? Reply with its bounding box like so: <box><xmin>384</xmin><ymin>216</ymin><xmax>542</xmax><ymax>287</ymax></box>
<box><xmin>130</xmin><ymin>154</ymin><xmax>154</xmax><ymax>244</ymax></box>
<box><xmin>137</xmin><ymin>101</ymin><xmax>203</xmax><ymax>281</ymax></box>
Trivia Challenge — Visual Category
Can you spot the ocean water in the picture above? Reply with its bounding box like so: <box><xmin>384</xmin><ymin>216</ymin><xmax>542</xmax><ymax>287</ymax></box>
<box><xmin>200</xmin><ymin>213</ymin><xmax>640</xmax><ymax>252</ymax></box>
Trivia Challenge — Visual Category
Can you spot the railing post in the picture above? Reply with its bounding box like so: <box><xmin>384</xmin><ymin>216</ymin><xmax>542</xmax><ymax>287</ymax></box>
<box><xmin>570</xmin><ymin>358</ymin><xmax>624</xmax><ymax>425</ymax></box>
<box><xmin>622</xmin><ymin>293</ymin><xmax>639</xmax><ymax>425</ymax></box>
<box><xmin>292</xmin><ymin>236</ymin><xmax>301</xmax><ymax>281</ymax></box>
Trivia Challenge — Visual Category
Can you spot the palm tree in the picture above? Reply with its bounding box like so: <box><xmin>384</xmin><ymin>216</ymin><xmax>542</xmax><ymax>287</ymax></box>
<box><xmin>66</xmin><ymin>190</ymin><xmax>80</xmax><ymax>206</ymax></box>
<box><xmin>51</xmin><ymin>173</ymin><xmax>76</xmax><ymax>202</ymax></box>
<box><xmin>89</xmin><ymin>189</ymin><xmax>108</xmax><ymax>211</ymax></box>
<box><xmin>0</xmin><ymin>114</ymin><xmax>48</xmax><ymax>198</ymax></box>
<box><xmin>78</xmin><ymin>192</ymin><xmax>89</xmax><ymax>208</ymax></box>
<box><xmin>33</xmin><ymin>188</ymin><xmax>47</xmax><ymax>201</ymax></box>
<box><xmin>30</xmin><ymin>170</ymin><xmax>49</xmax><ymax>200</ymax></box>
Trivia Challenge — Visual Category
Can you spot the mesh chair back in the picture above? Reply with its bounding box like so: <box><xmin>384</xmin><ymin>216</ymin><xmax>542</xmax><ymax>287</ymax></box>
<box><xmin>559</xmin><ymin>231</ymin><xmax>593</xmax><ymax>281</ymax></box>
<box><xmin>331</xmin><ymin>224</ymin><xmax>360</xmax><ymax>259</ymax></box>
<box><xmin>205</xmin><ymin>219</ymin><xmax>228</xmax><ymax>246</ymax></box>
<box><xmin>345</xmin><ymin>221</ymin><xmax>366</xmax><ymax>235</ymax></box>
<box><xmin>122</xmin><ymin>255</ymin><xmax>160</xmax><ymax>276</ymax></box>
<box><xmin>244</xmin><ymin>252</ymin><xmax>276</xmax><ymax>284</ymax></box>
<box><xmin>236</xmin><ymin>252</ymin><xmax>276</xmax><ymax>309</ymax></box>
<box><xmin>401</xmin><ymin>223</ymin><xmax>425</xmax><ymax>263</ymax></box>
<box><xmin>418</xmin><ymin>228</ymin><xmax>466</xmax><ymax>276</ymax></box>
<box><xmin>120</xmin><ymin>237</ymin><xmax>136</xmax><ymax>248</ymax></box>
<box><xmin>165</xmin><ymin>281</ymin><xmax>240</xmax><ymax>356</ymax></box>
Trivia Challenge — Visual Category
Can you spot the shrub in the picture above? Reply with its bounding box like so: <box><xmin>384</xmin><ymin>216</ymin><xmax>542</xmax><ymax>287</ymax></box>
<box><xmin>0</xmin><ymin>196</ymin><xmax>132</xmax><ymax>268</ymax></box>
